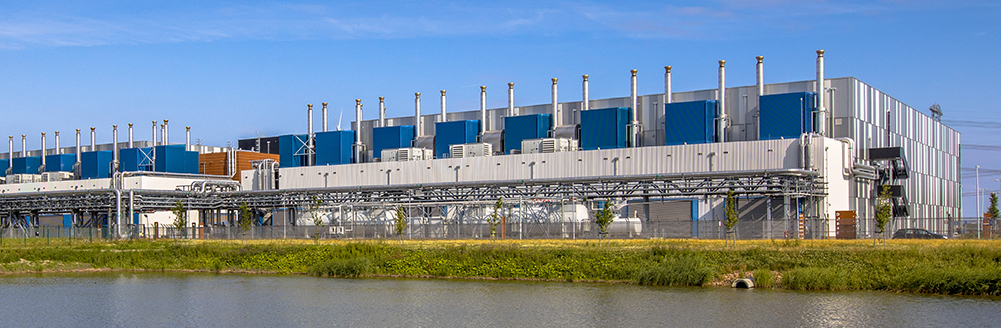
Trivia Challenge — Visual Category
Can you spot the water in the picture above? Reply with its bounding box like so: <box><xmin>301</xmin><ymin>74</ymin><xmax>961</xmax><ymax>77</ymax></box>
<box><xmin>0</xmin><ymin>272</ymin><xmax>998</xmax><ymax>327</ymax></box>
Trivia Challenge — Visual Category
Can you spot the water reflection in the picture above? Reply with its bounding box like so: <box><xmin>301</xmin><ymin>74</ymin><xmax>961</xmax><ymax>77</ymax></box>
<box><xmin>0</xmin><ymin>273</ymin><xmax>998</xmax><ymax>327</ymax></box>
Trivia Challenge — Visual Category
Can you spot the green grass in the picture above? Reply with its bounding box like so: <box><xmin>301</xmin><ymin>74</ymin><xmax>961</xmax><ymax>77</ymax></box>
<box><xmin>1</xmin><ymin>238</ymin><xmax>1000</xmax><ymax>295</ymax></box>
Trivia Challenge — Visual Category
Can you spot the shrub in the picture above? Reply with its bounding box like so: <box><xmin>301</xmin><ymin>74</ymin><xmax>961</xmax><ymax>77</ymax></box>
<box><xmin>753</xmin><ymin>269</ymin><xmax>775</xmax><ymax>288</ymax></box>
<box><xmin>308</xmin><ymin>258</ymin><xmax>373</xmax><ymax>278</ymax></box>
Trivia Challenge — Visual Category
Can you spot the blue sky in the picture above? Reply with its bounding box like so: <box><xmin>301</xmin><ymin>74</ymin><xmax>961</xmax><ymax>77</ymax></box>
<box><xmin>0</xmin><ymin>1</ymin><xmax>998</xmax><ymax>216</ymax></box>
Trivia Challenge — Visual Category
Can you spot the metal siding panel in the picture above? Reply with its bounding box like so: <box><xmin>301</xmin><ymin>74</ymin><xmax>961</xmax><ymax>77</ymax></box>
<box><xmin>580</xmin><ymin>107</ymin><xmax>629</xmax><ymax>150</ymax></box>
<box><xmin>664</xmin><ymin>100</ymin><xmax>715</xmax><ymax>145</ymax></box>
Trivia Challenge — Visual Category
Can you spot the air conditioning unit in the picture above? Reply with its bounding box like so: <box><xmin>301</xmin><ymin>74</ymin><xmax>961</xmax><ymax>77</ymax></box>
<box><xmin>450</xmin><ymin>143</ymin><xmax>492</xmax><ymax>158</ymax></box>
<box><xmin>522</xmin><ymin>138</ymin><xmax>578</xmax><ymax>154</ymax></box>
<box><xmin>329</xmin><ymin>226</ymin><xmax>345</xmax><ymax>234</ymax></box>
<box><xmin>382</xmin><ymin>148</ymin><xmax>434</xmax><ymax>162</ymax></box>
<box><xmin>9</xmin><ymin>174</ymin><xmax>41</xmax><ymax>184</ymax></box>
<box><xmin>41</xmin><ymin>172</ymin><xmax>74</xmax><ymax>182</ymax></box>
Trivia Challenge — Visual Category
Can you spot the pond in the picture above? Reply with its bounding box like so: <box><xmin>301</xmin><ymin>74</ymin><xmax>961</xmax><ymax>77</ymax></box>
<box><xmin>0</xmin><ymin>272</ymin><xmax>998</xmax><ymax>327</ymax></box>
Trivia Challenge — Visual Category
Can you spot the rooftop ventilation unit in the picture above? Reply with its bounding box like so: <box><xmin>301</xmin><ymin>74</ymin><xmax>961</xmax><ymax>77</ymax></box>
<box><xmin>382</xmin><ymin>148</ymin><xmax>434</xmax><ymax>162</ymax></box>
<box><xmin>522</xmin><ymin>138</ymin><xmax>578</xmax><ymax>154</ymax></box>
<box><xmin>449</xmin><ymin>143</ymin><xmax>492</xmax><ymax>159</ymax></box>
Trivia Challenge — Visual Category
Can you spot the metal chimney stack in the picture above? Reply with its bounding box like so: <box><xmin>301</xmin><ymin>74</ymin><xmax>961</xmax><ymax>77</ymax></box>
<box><xmin>322</xmin><ymin>103</ymin><xmax>328</xmax><ymax>132</ymax></box>
<box><xmin>550</xmin><ymin>78</ymin><xmax>558</xmax><ymax>133</ymax></box>
<box><xmin>717</xmin><ymin>61</ymin><xmax>727</xmax><ymax>143</ymax></box>
<box><xmin>756</xmin><ymin>56</ymin><xmax>765</xmax><ymax>97</ymax></box>
<box><xmin>21</xmin><ymin>135</ymin><xmax>26</xmax><ymax>157</ymax></box>
<box><xmin>74</xmin><ymin>130</ymin><xmax>80</xmax><ymax>164</ymax></box>
<box><xmin>307</xmin><ymin>104</ymin><xmax>314</xmax><ymax>166</ymax></box>
<box><xmin>90</xmin><ymin>127</ymin><xmax>96</xmax><ymax>151</ymax></box>
<box><xmin>816</xmin><ymin>50</ymin><xmax>827</xmax><ymax>136</ymax></box>
<box><xmin>152</xmin><ymin>121</ymin><xmax>157</xmax><ymax>146</ymax></box>
<box><xmin>479</xmin><ymin>86</ymin><xmax>487</xmax><ymax>134</ymax></box>
<box><xmin>55</xmin><ymin>131</ymin><xmax>60</xmax><ymax>155</ymax></box>
<box><xmin>414</xmin><ymin>93</ymin><xmax>422</xmax><ymax>137</ymax></box>
<box><xmin>39</xmin><ymin>133</ymin><xmax>46</xmax><ymax>173</ymax></box>
<box><xmin>440</xmin><ymin>90</ymin><xmax>447</xmax><ymax>123</ymax></box>
<box><xmin>127</xmin><ymin>124</ymin><xmax>133</xmax><ymax>149</ymax></box>
<box><xmin>6</xmin><ymin>136</ymin><xmax>12</xmax><ymax>175</ymax></box>
<box><xmin>629</xmin><ymin>69</ymin><xmax>639</xmax><ymax>147</ymax></box>
<box><xmin>163</xmin><ymin>120</ymin><xmax>169</xmax><ymax>145</ymax></box>
<box><xmin>112</xmin><ymin>125</ymin><xmax>119</xmax><ymax>171</ymax></box>
<box><xmin>354</xmin><ymin>99</ymin><xmax>363</xmax><ymax>163</ymax></box>
<box><xmin>378</xmin><ymin>97</ymin><xmax>386</xmax><ymax>128</ymax></box>
<box><xmin>507</xmin><ymin>83</ymin><xmax>515</xmax><ymax>116</ymax></box>
<box><xmin>185</xmin><ymin>127</ymin><xmax>191</xmax><ymax>152</ymax></box>
<box><xmin>582</xmin><ymin>75</ymin><xmax>589</xmax><ymax>112</ymax></box>
<box><xmin>664</xmin><ymin>66</ymin><xmax>672</xmax><ymax>104</ymax></box>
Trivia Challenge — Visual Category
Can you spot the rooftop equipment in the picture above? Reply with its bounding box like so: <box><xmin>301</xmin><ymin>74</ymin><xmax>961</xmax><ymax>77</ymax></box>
<box><xmin>580</xmin><ymin>107</ymin><xmax>630</xmax><ymax>151</ymax></box>
<box><xmin>450</xmin><ymin>143</ymin><xmax>493</xmax><ymax>159</ymax></box>
<box><xmin>665</xmin><ymin>100</ymin><xmax>716</xmax><ymax>145</ymax></box>
<box><xmin>435</xmin><ymin>120</ymin><xmax>480</xmax><ymax>159</ymax></box>
<box><xmin>315</xmin><ymin>130</ymin><xmax>354</xmax><ymax>165</ymax></box>
<box><xmin>504</xmin><ymin>114</ymin><xmax>551</xmax><ymax>154</ymax></box>
<box><xmin>521</xmin><ymin>138</ymin><xmax>577</xmax><ymax>154</ymax></box>
<box><xmin>372</xmin><ymin>125</ymin><xmax>416</xmax><ymax>160</ymax></box>
<box><xmin>717</xmin><ymin>61</ymin><xmax>728</xmax><ymax>143</ymax></box>
<box><xmin>759</xmin><ymin>92</ymin><xmax>816</xmax><ymax>140</ymax></box>
<box><xmin>381</xmin><ymin>148</ymin><xmax>433</xmax><ymax>162</ymax></box>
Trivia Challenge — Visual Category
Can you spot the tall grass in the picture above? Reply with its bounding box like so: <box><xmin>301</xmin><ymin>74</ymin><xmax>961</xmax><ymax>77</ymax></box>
<box><xmin>636</xmin><ymin>255</ymin><xmax>713</xmax><ymax>286</ymax></box>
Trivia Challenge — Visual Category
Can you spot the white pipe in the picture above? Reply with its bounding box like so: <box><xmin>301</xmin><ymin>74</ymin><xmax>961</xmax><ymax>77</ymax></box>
<box><xmin>582</xmin><ymin>75</ymin><xmax>589</xmax><ymax>112</ymax></box>
<box><xmin>322</xmin><ymin>102</ymin><xmax>328</xmax><ymax>132</ymax></box>
<box><xmin>163</xmin><ymin>119</ymin><xmax>169</xmax><ymax>145</ymax></box>
<box><xmin>20</xmin><ymin>134</ymin><xmax>26</xmax><ymax>158</ymax></box>
<box><xmin>816</xmin><ymin>49</ymin><xmax>827</xmax><ymax>136</ymax></box>
<box><xmin>354</xmin><ymin>99</ymin><xmax>363</xmax><ymax>164</ymax></box>
<box><xmin>440</xmin><ymin>90</ymin><xmax>447</xmax><ymax>123</ymax></box>
<box><xmin>54</xmin><ymin>131</ymin><xmax>60</xmax><ymax>155</ymax></box>
<box><xmin>550</xmin><ymin>79</ymin><xmax>558</xmax><ymax>131</ymax></box>
<box><xmin>74</xmin><ymin>130</ymin><xmax>80</xmax><ymax>164</ymax></box>
<box><xmin>479</xmin><ymin>86</ymin><xmax>487</xmax><ymax>134</ymax></box>
<box><xmin>5</xmin><ymin>136</ymin><xmax>10</xmax><ymax>176</ymax></box>
<box><xmin>127</xmin><ymin>124</ymin><xmax>133</xmax><ymax>149</ymax></box>
<box><xmin>89</xmin><ymin>128</ymin><xmax>95</xmax><ymax>152</ymax></box>
<box><xmin>507</xmin><ymin>83</ymin><xmax>515</xmax><ymax>116</ymax></box>
<box><xmin>40</xmin><ymin>133</ymin><xmax>46</xmax><ymax>173</ymax></box>
<box><xmin>756</xmin><ymin>56</ymin><xmax>765</xmax><ymax>97</ymax></box>
<box><xmin>664</xmin><ymin>66</ymin><xmax>672</xmax><ymax>104</ymax></box>
<box><xmin>717</xmin><ymin>61</ymin><xmax>727</xmax><ymax>143</ymax></box>
<box><xmin>414</xmin><ymin>93</ymin><xmax>422</xmax><ymax>136</ymax></box>
<box><xmin>152</xmin><ymin>121</ymin><xmax>157</xmax><ymax>146</ymax></box>
<box><xmin>378</xmin><ymin>97</ymin><xmax>386</xmax><ymax>128</ymax></box>
<box><xmin>630</xmin><ymin>69</ymin><xmax>639</xmax><ymax>147</ymax></box>
<box><xmin>185</xmin><ymin>127</ymin><xmax>191</xmax><ymax>152</ymax></box>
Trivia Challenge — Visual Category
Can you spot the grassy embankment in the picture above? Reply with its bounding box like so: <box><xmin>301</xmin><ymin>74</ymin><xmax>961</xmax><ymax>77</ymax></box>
<box><xmin>0</xmin><ymin>238</ymin><xmax>999</xmax><ymax>295</ymax></box>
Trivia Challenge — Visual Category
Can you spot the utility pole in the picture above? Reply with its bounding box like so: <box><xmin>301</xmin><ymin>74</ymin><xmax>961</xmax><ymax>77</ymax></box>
<box><xmin>977</xmin><ymin>165</ymin><xmax>981</xmax><ymax>239</ymax></box>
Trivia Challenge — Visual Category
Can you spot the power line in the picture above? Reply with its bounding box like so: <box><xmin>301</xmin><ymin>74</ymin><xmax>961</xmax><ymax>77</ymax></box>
<box><xmin>944</xmin><ymin>120</ymin><xmax>1001</xmax><ymax>129</ymax></box>
<box><xmin>962</xmin><ymin>144</ymin><xmax>1001</xmax><ymax>151</ymax></box>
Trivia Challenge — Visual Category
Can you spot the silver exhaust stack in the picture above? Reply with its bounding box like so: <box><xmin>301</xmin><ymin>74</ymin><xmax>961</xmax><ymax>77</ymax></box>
<box><xmin>21</xmin><ymin>135</ymin><xmax>26</xmax><ymax>157</ymax></box>
<box><xmin>185</xmin><ymin>127</ymin><xmax>191</xmax><ymax>152</ymax></box>
<box><xmin>90</xmin><ymin>127</ymin><xmax>95</xmax><ymax>151</ymax></box>
<box><xmin>74</xmin><ymin>130</ymin><xmax>81</xmax><ymax>177</ymax></box>
<box><xmin>479</xmin><ymin>86</ymin><xmax>487</xmax><ymax>134</ymax></box>
<box><xmin>378</xmin><ymin>97</ymin><xmax>386</xmax><ymax>128</ymax></box>
<box><xmin>55</xmin><ymin>131</ymin><xmax>60</xmax><ymax>154</ymax></box>
<box><xmin>440</xmin><ymin>90</ymin><xmax>447</xmax><ymax>123</ymax></box>
<box><xmin>550</xmin><ymin>79</ymin><xmax>558</xmax><ymax>134</ymax></box>
<box><xmin>322</xmin><ymin>102</ymin><xmax>328</xmax><ymax>132</ymax></box>
<box><xmin>414</xmin><ymin>93</ymin><xmax>422</xmax><ymax>136</ymax></box>
<box><xmin>816</xmin><ymin>50</ymin><xmax>827</xmax><ymax>136</ymax></box>
<box><xmin>354</xmin><ymin>99</ymin><xmax>363</xmax><ymax>163</ymax></box>
<box><xmin>152</xmin><ymin>121</ymin><xmax>157</xmax><ymax>146</ymax></box>
<box><xmin>308</xmin><ymin>104</ymin><xmax>314</xmax><ymax>166</ymax></box>
<box><xmin>39</xmin><ymin>133</ymin><xmax>46</xmax><ymax>173</ymax></box>
<box><xmin>664</xmin><ymin>66</ymin><xmax>672</xmax><ymax>104</ymax></box>
<box><xmin>6</xmin><ymin>136</ymin><xmax>12</xmax><ymax>176</ymax></box>
<box><xmin>112</xmin><ymin>125</ymin><xmax>119</xmax><ymax>172</ymax></box>
<box><xmin>127</xmin><ymin>124</ymin><xmax>133</xmax><ymax>149</ymax></box>
<box><xmin>717</xmin><ymin>61</ymin><xmax>727</xmax><ymax>143</ymax></box>
<box><xmin>163</xmin><ymin>120</ymin><xmax>169</xmax><ymax>145</ymax></box>
<box><xmin>756</xmin><ymin>56</ymin><xmax>764</xmax><ymax>97</ymax></box>
<box><xmin>629</xmin><ymin>69</ymin><xmax>639</xmax><ymax>147</ymax></box>
<box><xmin>508</xmin><ymin>83</ymin><xmax>515</xmax><ymax>116</ymax></box>
<box><xmin>582</xmin><ymin>75</ymin><xmax>589</xmax><ymax>112</ymax></box>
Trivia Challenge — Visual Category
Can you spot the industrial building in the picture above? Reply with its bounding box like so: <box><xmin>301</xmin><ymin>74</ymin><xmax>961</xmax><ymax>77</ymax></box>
<box><xmin>0</xmin><ymin>51</ymin><xmax>962</xmax><ymax>240</ymax></box>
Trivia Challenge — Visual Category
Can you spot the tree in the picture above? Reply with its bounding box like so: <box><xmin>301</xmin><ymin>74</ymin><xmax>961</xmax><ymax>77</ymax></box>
<box><xmin>309</xmin><ymin>196</ymin><xmax>324</xmax><ymax>244</ymax></box>
<box><xmin>594</xmin><ymin>201</ymin><xmax>615</xmax><ymax>245</ymax></box>
<box><xmin>171</xmin><ymin>201</ymin><xmax>187</xmax><ymax>239</ymax></box>
<box><xmin>238</xmin><ymin>202</ymin><xmax>253</xmax><ymax>239</ymax></box>
<box><xmin>874</xmin><ymin>185</ymin><xmax>893</xmax><ymax>246</ymax></box>
<box><xmin>487</xmin><ymin>198</ymin><xmax>503</xmax><ymax>240</ymax></box>
<box><xmin>988</xmin><ymin>193</ymin><xmax>999</xmax><ymax>238</ymax></box>
<box><xmin>723</xmin><ymin>190</ymin><xmax>739</xmax><ymax>246</ymax></box>
<box><xmin>393</xmin><ymin>205</ymin><xmax>407</xmax><ymax>244</ymax></box>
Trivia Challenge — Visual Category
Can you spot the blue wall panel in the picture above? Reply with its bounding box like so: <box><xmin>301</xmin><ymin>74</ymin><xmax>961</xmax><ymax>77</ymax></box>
<box><xmin>580</xmin><ymin>107</ymin><xmax>630</xmax><ymax>150</ymax></box>
<box><xmin>434</xmin><ymin>120</ymin><xmax>480</xmax><ymax>159</ymax></box>
<box><xmin>665</xmin><ymin>100</ymin><xmax>716</xmax><ymax>145</ymax></box>
<box><xmin>372</xmin><ymin>126</ymin><xmax>415</xmax><ymax>159</ymax></box>
<box><xmin>12</xmin><ymin>157</ymin><xmax>42</xmax><ymax>175</ymax></box>
<box><xmin>44</xmin><ymin>154</ymin><xmax>77</xmax><ymax>172</ymax></box>
<box><xmin>154</xmin><ymin>145</ymin><xmax>198</xmax><ymax>174</ymax></box>
<box><xmin>278</xmin><ymin>134</ymin><xmax>308</xmax><ymax>168</ymax></box>
<box><xmin>315</xmin><ymin>130</ymin><xmax>355</xmax><ymax>165</ymax></box>
<box><xmin>81</xmin><ymin>151</ymin><xmax>113</xmax><ymax>179</ymax></box>
<box><xmin>503</xmin><ymin>114</ymin><xmax>551</xmax><ymax>154</ymax></box>
<box><xmin>119</xmin><ymin>147</ymin><xmax>154</xmax><ymax>172</ymax></box>
<box><xmin>0</xmin><ymin>159</ymin><xmax>8</xmax><ymax>177</ymax></box>
<box><xmin>759</xmin><ymin>92</ymin><xmax>816</xmax><ymax>140</ymax></box>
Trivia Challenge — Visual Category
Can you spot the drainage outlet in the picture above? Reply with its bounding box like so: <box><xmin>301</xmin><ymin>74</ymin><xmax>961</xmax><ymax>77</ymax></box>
<box><xmin>732</xmin><ymin>278</ymin><xmax>755</xmax><ymax>289</ymax></box>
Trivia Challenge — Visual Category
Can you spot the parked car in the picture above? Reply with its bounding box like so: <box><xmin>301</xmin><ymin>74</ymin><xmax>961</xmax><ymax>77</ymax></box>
<box><xmin>892</xmin><ymin>228</ymin><xmax>948</xmax><ymax>239</ymax></box>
